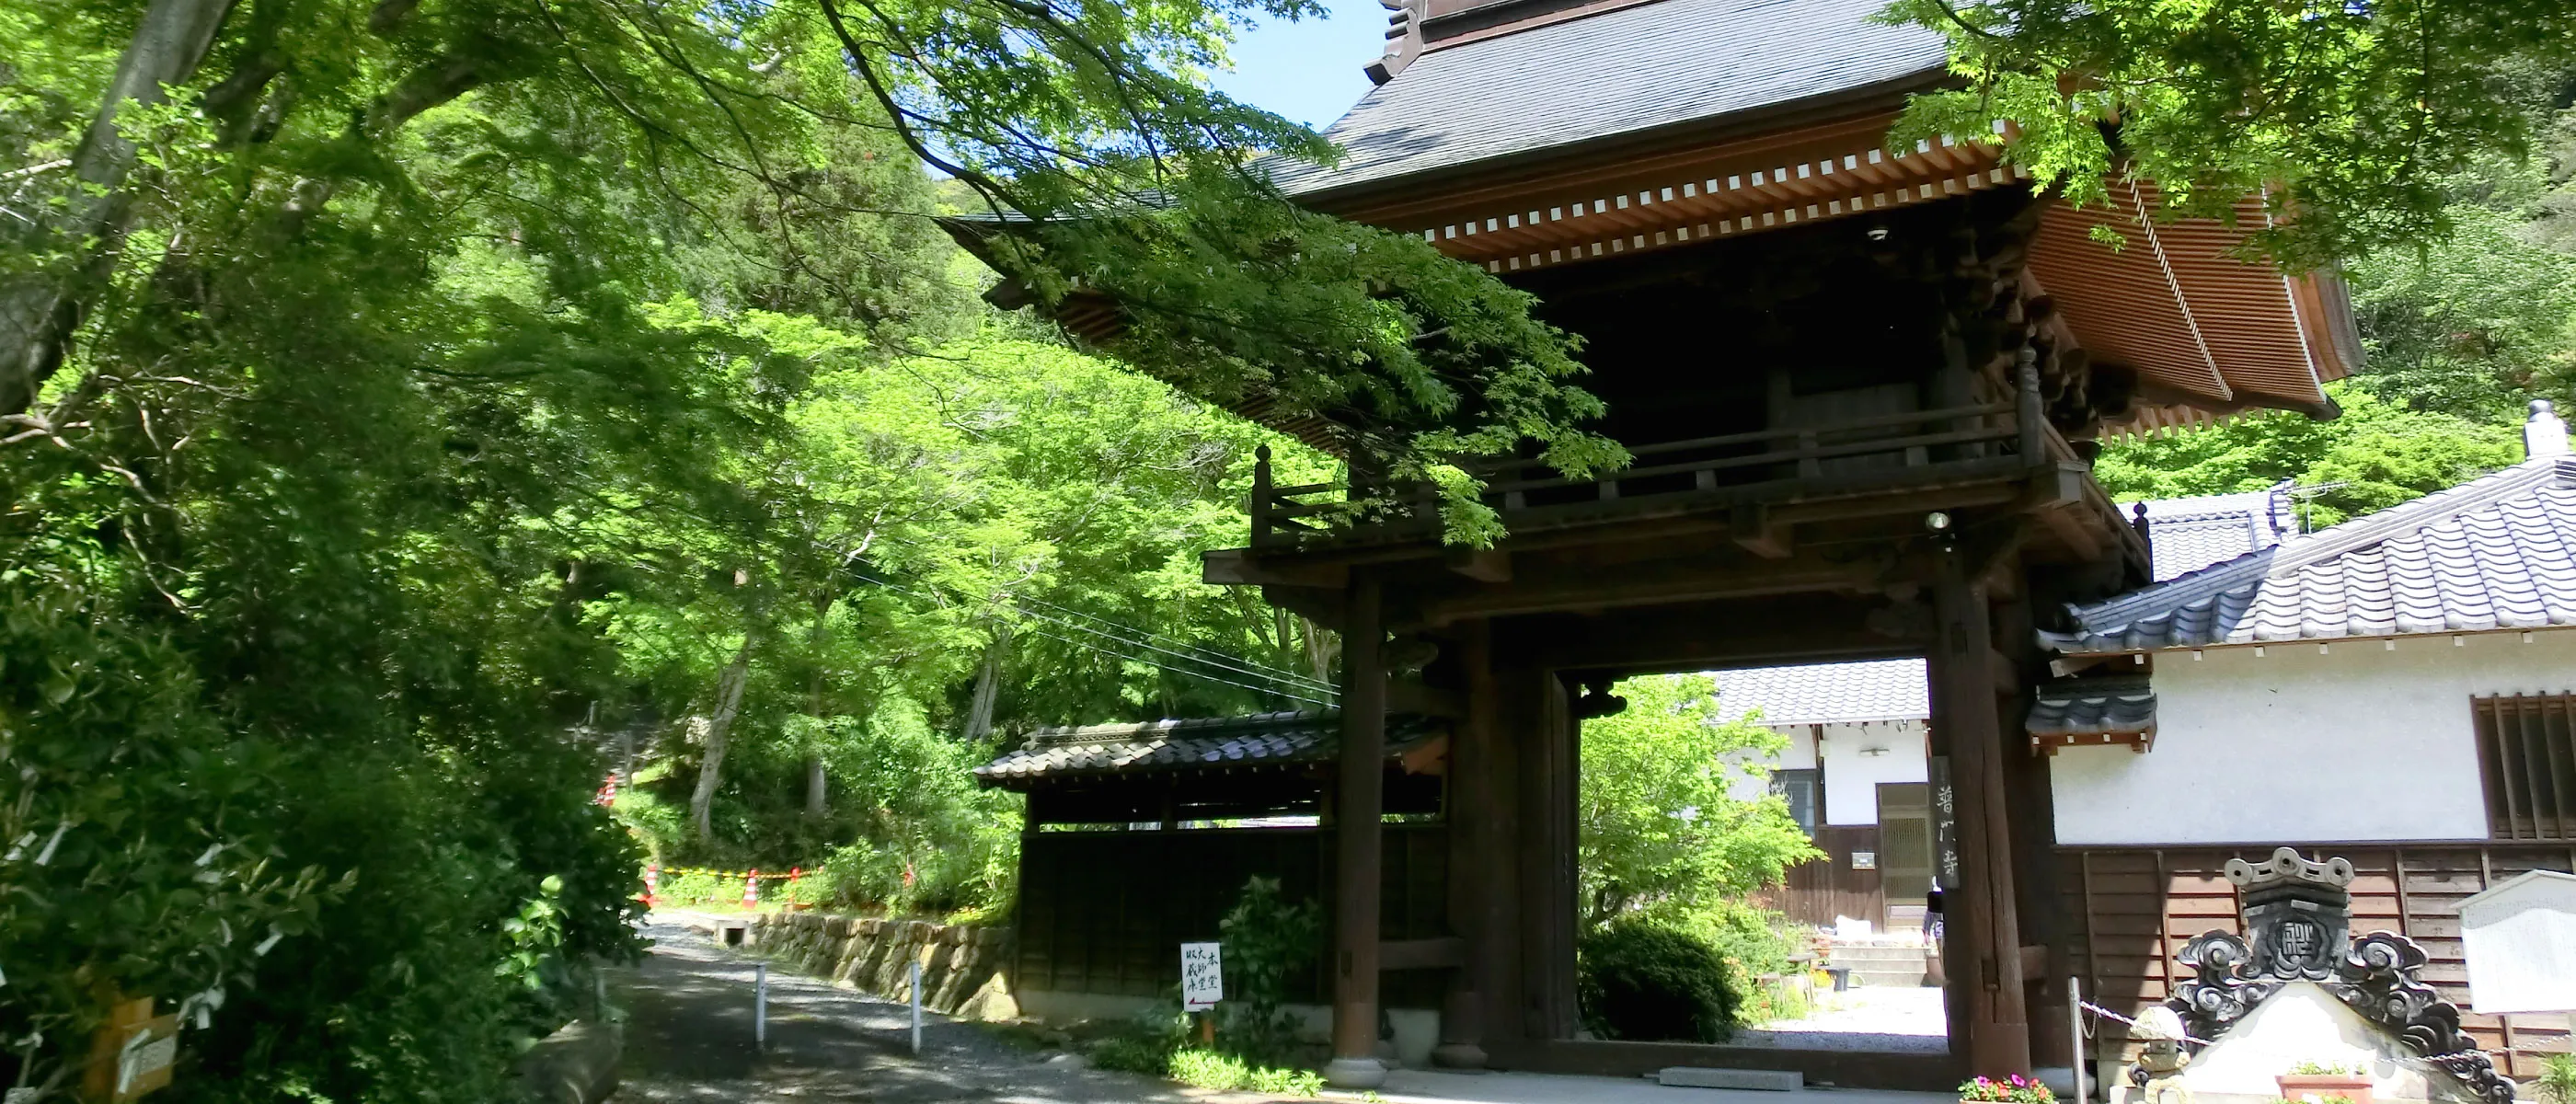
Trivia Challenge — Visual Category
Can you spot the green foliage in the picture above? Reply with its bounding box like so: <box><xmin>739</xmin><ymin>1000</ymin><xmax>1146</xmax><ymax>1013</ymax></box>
<box><xmin>1880</xmin><ymin>0</ymin><xmax>2576</xmax><ymax>268</ymax></box>
<box><xmin>2095</xmin><ymin>383</ymin><xmax>2521</xmax><ymax>527</ymax></box>
<box><xmin>2535</xmin><ymin>1053</ymin><xmax>2576</xmax><ymax>1104</ymax></box>
<box><xmin>1086</xmin><ymin>1006</ymin><xmax>1194</xmax><ymax>1075</ymax></box>
<box><xmin>1214</xmin><ymin>877</ymin><xmax>1323</xmax><ymax>1064</ymax></box>
<box><xmin>1579</xmin><ymin>674</ymin><xmax>1822</xmax><ymax>926</ymax></box>
<box><xmin>1167</xmin><ymin>1049</ymin><xmax>1324</xmax><ymax>1096</ymax></box>
<box><xmin>1577</xmin><ymin>917</ymin><xmax>1740</xmax><ymax>1043</ymax></box>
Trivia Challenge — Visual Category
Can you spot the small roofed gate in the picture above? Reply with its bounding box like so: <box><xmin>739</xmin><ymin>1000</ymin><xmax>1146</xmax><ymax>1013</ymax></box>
<box><xmin>975</xmin><ymin>712</ymin><xmax>1463</xmax><ymax>1012</ymax></box>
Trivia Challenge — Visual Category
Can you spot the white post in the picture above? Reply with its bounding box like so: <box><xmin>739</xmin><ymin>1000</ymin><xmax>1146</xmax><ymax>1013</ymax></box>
<box><xmin>2070</xmin><ymin>976</ymin><xmax>2088</xmax><ymax>1104</ymax></box>
<box><xmin>909</xmin><ymin>960</ymin><xmax>924</xmax><ymax>1054</ymax></box>
<box><xmin>754</xmin><ymin>962</ymin><xmax>768</xmax><ymax>1048</ymax></box>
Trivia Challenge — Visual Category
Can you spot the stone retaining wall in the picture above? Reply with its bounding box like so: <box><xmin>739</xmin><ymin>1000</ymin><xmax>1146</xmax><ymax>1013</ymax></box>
<box><xmin>746</xmin><ymin>911</ymin><xmax>1018</xmax><ymax>1021</ymax></box>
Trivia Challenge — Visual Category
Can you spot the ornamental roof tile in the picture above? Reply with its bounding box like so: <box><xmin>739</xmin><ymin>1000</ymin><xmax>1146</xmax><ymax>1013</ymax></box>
<box><xmin>1714</xmin><ymin>658</ymin><xmax>1928</xmax><ymax>727</ymax></box>
<box><xmin>2045</xmin><ymin>455</ymin><xmax>2576</xmax><ymax>653</ymax></box>
<box><xmin>1271</xmin><ymin>0</ymin><xmax>1948</xmax><ymax>200</ymax></box>
<box><xmin>972</xmin><ymin>711</ymin><xmax>1436</xmax><ymax>788</ymax></box>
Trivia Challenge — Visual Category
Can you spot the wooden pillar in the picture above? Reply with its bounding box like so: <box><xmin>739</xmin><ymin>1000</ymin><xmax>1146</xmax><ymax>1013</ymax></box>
<box><xmin>1518</xmin><ymin>670</ymin><xmax>1580</xmax><ymax>1041</ymax></box>
<box><xmin>1327</xmin><ymin>574</ymin><xmax>1389</xmax><ymax>1089</ymax></box>
<box><xmin>1931</xmin><ymin>542</ymin><xmax>2032</xmax><ymax>1076</ymax></box>
<box><xmin>1995</xmin><ymin>581</ymin><xmax>2075</xmax><ymax>1072</ymax></box>
<box><xmin>1478</xmin><ymin>632</ymin><xmax>1535</xmax><ymax>1059</ymax></box>
<box><xmin>1436</xmin><ymin>619</ymin><xmax>1495</xmax><ymax>1069</ymax></box>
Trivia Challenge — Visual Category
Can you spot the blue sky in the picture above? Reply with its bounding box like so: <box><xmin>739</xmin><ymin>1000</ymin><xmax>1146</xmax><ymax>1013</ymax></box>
<box><xmin>1205</xmin><ymin>0</ymin><xmax>1390</xmax><ymax>129</ymax></box>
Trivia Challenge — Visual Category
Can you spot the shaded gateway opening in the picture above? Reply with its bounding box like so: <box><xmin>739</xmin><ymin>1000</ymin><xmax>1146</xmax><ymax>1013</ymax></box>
<box><xmin>1576</xmin><ymin>658</ymin><xmax>1951</xmax><ymax>1056</ymax></box>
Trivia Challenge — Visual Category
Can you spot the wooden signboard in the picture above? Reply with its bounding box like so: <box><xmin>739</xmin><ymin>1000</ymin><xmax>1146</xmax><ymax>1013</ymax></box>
<box><xmin>83</xmin><ymin>997</ymin><xmax>178</xmax><ymax>1103</ymax></box>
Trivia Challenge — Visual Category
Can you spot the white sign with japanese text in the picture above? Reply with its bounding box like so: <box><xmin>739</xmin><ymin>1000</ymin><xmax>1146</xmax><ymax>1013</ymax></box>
<box><xmin>1180</xmin><ymin>942</ymin><xmax>1223</xmax><ymax>1010</ymax></box>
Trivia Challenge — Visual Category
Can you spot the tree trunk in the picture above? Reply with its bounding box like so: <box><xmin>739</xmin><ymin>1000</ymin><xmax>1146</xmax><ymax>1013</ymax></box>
<box><xmin>0</xmin><ymin>0</ymin><xmax>238</xmax><ymax>414</ymax></box>
<box><xmin>963</xmin><ymin>630</ymin><xmax>1006</xmax><ymax>742</ymax></box>
<box><xmin>689</xmin><ymin>638</ymin><xmax>753</xmax><ymax>843</ymax></box>
<box><xmin>803</xmin><ymin>753</ymin><xmax>827</xmax><ymax>817</ymax></box>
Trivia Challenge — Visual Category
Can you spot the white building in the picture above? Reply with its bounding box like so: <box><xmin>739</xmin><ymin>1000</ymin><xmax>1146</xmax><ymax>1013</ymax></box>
<box><xmin>2035</xmin><ymin>401</ymin><xmax>2576</xmax><ymax>1085</ymax></box>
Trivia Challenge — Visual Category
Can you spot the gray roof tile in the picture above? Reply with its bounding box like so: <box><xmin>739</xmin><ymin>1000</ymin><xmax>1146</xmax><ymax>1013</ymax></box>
<box><xmin>2124</xmin><ymin>487</ymin><xmax>2292</xmax><ymax>581</ymax></box>
<box><xmin>972</xmin><ymin>711</ymin><xmax>1435</xmax><ymax>787</ymax></box>
<box><xmin>1714</xmin><ymin>658</ymin><xmax>1927</xmax><ymax>726</ymax></box>
<box><xmin>1271</xmin><ymin>0</ymin><xmax>1948</xmax><ymax>198</ymax></box>
<box><xmin>2026</xmin><ymin>677</ymin><xmax>2155</xmax><ymax>737</ymax></box>
<box><xmin>2045</xmin><ymin>456</ymin><xmax>2576</xmax><ymax>653</ymax></box>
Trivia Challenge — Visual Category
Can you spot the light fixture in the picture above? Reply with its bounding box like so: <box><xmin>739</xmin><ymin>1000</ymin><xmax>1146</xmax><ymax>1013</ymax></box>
<box><xmin>1866</xmin><ymin>224</ymin><xmax>1891</xmax><ymax>241</ymax></box>
<box><xmin>1924</xmin><ymin>511</ymin><xmax>1952</xmax><ymax>533</ymax></box>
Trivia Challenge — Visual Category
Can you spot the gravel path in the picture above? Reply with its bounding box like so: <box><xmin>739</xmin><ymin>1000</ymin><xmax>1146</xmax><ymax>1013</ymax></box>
<box><xmin>609</xmin><ymin>922</ymin><xmax>1252</xmax><ymax>1104</ymax></box>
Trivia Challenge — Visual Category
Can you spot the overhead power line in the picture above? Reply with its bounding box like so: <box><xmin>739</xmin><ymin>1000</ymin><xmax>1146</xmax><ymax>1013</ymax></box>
<box><xmin>1008</xmin><ymin>591</ymin><xmax>1336</xmax><ymax>694</ymax></box>
<box><xmin>845</xmin><ymin>568</ymin><xmax>1338</xmax><ymax>708</ymax></box>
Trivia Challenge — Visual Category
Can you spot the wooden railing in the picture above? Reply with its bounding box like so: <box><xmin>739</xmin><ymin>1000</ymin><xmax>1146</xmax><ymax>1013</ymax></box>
<box><xmin>1251</xmin><ymin>365</ymin><xmax>2064</xmax><ymax>550</ymax></box>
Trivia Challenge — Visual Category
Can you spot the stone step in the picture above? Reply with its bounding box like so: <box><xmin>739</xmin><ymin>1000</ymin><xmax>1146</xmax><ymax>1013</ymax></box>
<box><xmin>1846</xmin><ymin>968</ymin><xmax>1928</xmax><ymax>987</ymax></box>
<box><xmin>1825</xmin><ymin>945</ymin><xmax>1929</xmax><ymax>964</ymax></box>
<box><xmin>1657</xmin><ymin>1067</ymin><xmax>1803</xmax><ymax>1091</ymax></box>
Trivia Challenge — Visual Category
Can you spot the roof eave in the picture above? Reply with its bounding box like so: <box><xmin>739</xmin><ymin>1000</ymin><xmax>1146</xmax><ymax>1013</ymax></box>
<box><xmin>1287</xmin><ymin>67</ymin><xmax>1958</xmax><ymax>216</ymax></box>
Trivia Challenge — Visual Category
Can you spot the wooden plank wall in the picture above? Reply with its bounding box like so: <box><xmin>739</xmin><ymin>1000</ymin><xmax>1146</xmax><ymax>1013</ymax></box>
<box><xmin>1764</xmin><ymin>825</ymin><xmax>1884</xmax><ymax>928</ymax></box>
<box><xmin>2062</xmin><ymin>843</ymin><xmax>2576</xmax><ymax>1079</ymax></box>
<box><xmin>1016</xmin><ymin>824</ymin><xmax>1450</xmax><ymax>1006</ymax></box>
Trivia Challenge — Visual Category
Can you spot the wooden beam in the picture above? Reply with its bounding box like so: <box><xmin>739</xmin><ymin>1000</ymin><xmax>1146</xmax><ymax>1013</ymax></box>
<box><xmin>1445</xmin><ymin>547</ymin><xmax>1512</xmax><ymax>582</ymax></box>
<box><xmin>2032</xmin><ymin>505</ymin><xmax>2101</xmax><ymax>563</ymax></box>
<box><xmin>1419</xmin><ymin>557</ymin><xmax>1884</xmax><ymax>626</ymax></box>
<box><xmin>1387</xmin><ymin>679</ymin><xmax>1466</xmax><ymax>719</ymax></box>
<box><xmin>1729</xmin><ymin>504</ymin><xmax>1794</xmax><ymax>559</ymax></box>
<box><xmin>1989</xmin><ymin>649</ymin><xmax>2021</xmax><ymax>697</ymax></box>
<box><xmin>1379</xmin><ymin>937</ymin><xmax>1467</xmax><ymax>971</ymax></box>
<box><xmin>1204</xmin><ymin>548</ymin><xmax>1349</xmax><ymax>588</ymax></box>
<box><xmin>1501</xmin><ymin>595</ymin><xmax>1931</xmax><ymax>672</ymax></box>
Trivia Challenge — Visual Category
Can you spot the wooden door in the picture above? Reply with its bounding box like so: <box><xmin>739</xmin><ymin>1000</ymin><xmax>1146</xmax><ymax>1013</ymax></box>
<box><xmin>1878</xmin><ymin>782</ymin><xmax>1935</xmax><ymax>930</ymax></box>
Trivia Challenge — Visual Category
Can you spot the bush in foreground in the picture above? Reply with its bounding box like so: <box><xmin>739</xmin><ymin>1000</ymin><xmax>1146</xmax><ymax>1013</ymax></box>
<box><xmin>1578</xmin><ymin>916</ymin><xmax>1739</xmax><ymax>1042</ymax></box>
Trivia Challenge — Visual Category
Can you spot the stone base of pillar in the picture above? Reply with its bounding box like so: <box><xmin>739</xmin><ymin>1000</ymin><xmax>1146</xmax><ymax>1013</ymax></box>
<box><xmin>1430</xmin><ymin>1043</ymin><xmax>1489</xmax><ymax>1070</ymax></box>
<box><xmin>1323</xmin><ymin>1057</ymin><xmax>1388</xmax><ymax>1089</ymax></box>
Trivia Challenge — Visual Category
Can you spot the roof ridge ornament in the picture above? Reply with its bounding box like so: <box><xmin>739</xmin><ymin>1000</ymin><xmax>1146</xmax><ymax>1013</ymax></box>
<box><xmin>1363</xmin><ymin>0</ymin><xmax>1424</xmax><ymax>85</ymax></box>
<box><xmin>2222</xmin><ymin>845</ymin><xmax>2353</xmax><ymax>891</ymax></box>
<box><xmin>2169</xmin><ymin>849</ymin><xmax>2516</xmax><ymax>1104</ymax></box>
<box><xmin>2526</xmin><ymin>398</ymin><xmax>2569</xmax><ymax>459</ymax></box>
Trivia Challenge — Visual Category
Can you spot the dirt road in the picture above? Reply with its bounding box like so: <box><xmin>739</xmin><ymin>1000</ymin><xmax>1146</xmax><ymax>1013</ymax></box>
<box><xmin>609</xmin><ymin>922</ymin><xmax>1242</xmax><ymax>1103</ymax></box>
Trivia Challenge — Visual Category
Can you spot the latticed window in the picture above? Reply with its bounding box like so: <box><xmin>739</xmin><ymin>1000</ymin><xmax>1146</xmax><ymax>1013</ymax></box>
<box><xmin>2472</xmin><ymin>694</ymin><xmax>2576</xmax><ymax>839</ymax></box>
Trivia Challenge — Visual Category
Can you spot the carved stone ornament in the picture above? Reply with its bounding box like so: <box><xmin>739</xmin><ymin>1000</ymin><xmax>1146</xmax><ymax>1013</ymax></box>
<box><xmin>2166</xmin><ymin>848</ymin><xmax>2515</xmax><ymax>1104</ymax></box>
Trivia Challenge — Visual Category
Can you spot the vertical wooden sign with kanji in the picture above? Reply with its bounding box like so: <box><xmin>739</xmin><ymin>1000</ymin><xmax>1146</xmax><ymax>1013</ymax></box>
<box><xmin>82</xmin><ymin>996</ymin><xmax>178</xmax><ymax>1102</ymax></box>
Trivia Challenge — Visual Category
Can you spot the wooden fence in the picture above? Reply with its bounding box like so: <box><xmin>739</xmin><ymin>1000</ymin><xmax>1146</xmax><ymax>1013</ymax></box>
<box><xmin>2060</xmin><ymin>842</ymin><xmax>2576</xmax><ymax>1078</ymax></box>
<box><xmin>1015</xmin><ymin>823</ymin><xmax>1451</xmax><ymax>1006</ymax></box>
<box><xmin>1765</xmin><ymin>825</ymin><xmax>1886</xmax><ymax>929</ymax></box>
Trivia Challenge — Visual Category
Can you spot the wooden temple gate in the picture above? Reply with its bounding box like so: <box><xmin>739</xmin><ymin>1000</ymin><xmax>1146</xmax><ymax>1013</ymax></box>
<box><xmin>965</xmin><ymin>0</ymin><xmax>2359</xmax><ymax>1087</ymax></box>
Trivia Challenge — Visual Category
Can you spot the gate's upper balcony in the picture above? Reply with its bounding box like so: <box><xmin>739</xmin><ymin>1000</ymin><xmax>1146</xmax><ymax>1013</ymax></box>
<box><xmin>1244</xmin><ymin>365</ymin><xmax>2139</xmax><ymax>564</ymax></box>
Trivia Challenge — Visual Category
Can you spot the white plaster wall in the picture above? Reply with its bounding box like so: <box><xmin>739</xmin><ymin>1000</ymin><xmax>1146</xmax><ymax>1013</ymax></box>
<box><xmin>1818</xmin><ymin>720</ymin><xmax>1928</xmax><ymax>826</ymax></box>
<box><xmin>1723</xmin><ymin>725</ymin><xmax>1817</xmax><ymax>805</ymax></box>
<box><xmin>2051</xmin><ymin>630</ymin><xmax>2576</xmax><ymax>845</ymax></box>
<box><xmin>1728</xmin><ymin>722</ymin><xmax>1928</xmax><ymax>823</ymax></box>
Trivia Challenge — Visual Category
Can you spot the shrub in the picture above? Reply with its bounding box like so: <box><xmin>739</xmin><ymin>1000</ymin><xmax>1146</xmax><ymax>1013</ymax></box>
<box><xmin>661</xmin><ymin>870</ymin><xmax>725</xmax><ymax>905</ymax></box>
<box><xmin>2536</xmin><ymin>1054</ymin><xmax>2576</xmax><ymax>1104</ymax></box>
<box><xmin>1215</xmin><ymin>877</ymin><xmax>1322</xmax><ymax>1064</ymax></box>
<box><xmin>1577</xmin><ymin>917</ymin><xmax>1738</xmax><ymax>1042</ymax></box>
<box><xmin>1087</xmin><ymin>1036</ymin><xmax>1176</xmax><ymax>1075</ymax></box>
<box><xmin>1168</xmin><ymin>1049</ymin><xmax>1322</xmax><ymax>1096</ymax></box>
